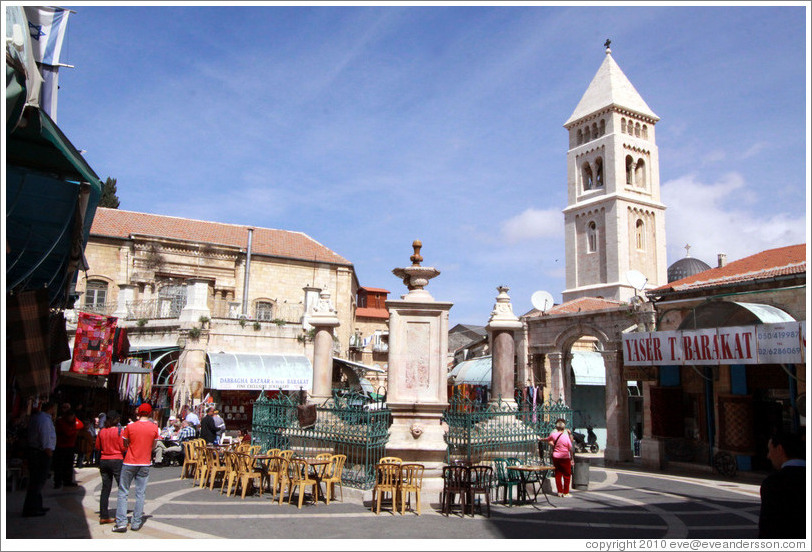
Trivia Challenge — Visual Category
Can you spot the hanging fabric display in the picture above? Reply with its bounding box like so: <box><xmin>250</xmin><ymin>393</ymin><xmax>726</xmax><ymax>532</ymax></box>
<box><xmin>70</xmin><ymin>311</ymin><xmax>117</xmax><ymax>375</ymax></box>
<box><xmin>6</xmin><ymin>289</ymin><xmax>52</xmax><ymax>397</ymax></box>
<box><xmin>112</xmin><ymin>326</ymin><xmax>130</xmax><ymax>362</ymax></box>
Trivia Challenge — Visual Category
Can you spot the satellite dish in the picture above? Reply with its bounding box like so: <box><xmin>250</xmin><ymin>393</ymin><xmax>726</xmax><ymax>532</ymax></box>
<box><xmin>531</xmin><ymin>290</ymin><xmax>555</xmax><ymax>312</ymax></box>
<box><xmin>625</xmin><ymin>270</ymin><xmax>648</xmax><ymax>292</ymax></box>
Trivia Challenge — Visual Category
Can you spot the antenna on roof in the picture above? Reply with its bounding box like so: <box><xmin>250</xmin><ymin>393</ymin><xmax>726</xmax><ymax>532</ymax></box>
<box><xmin>530</xmin><ymin>290</ymin><xmax>554</xmax><ymax>313</ymax></box>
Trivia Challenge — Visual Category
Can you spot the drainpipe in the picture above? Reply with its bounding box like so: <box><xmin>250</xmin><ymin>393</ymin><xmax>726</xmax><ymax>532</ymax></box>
<box><xmin>242</xmin><ymin>228</ymin><xmax>253</xmax><ymax>317</ymax></box>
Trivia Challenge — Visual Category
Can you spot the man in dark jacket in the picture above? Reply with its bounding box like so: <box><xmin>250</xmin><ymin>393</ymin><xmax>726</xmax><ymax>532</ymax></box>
<box><xmin>758</xmin><ymin>432</ymin><xmax>806</xmax><ymax>538</ymax></box>
<box><xmin>199</xmin><ymin>406</ymin><xmax>218</xmax><ymax>444</ymax></box>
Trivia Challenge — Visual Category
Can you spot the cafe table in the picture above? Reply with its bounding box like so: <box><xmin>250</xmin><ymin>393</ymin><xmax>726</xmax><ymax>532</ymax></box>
<box><xmin>300</xmin><ymin>457</ymin><xmax>331</xmax><ymax>503</ymax></box>
<box><xmin>506</xmin><ymin>464</ymin><xmax>555</xmax><ymax>506</ymax></box>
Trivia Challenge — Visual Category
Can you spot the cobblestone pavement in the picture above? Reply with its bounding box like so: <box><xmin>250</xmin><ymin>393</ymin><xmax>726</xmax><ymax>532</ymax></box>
<box><xmin>4</xmin><ymin>461</ymin><xmax>766</xmax><ymax>543</ymax></box>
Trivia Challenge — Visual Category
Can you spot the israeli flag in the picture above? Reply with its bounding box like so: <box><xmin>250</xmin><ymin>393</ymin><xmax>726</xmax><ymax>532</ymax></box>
<box><xmin>24</xmin><ymin>6</ymin><xmax>71</xmax><ymax>66</ymax></box>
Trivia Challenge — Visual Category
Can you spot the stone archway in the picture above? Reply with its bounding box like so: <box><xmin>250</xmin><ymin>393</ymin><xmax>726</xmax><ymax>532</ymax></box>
<box><xmin>524</xmin><ymin>302</ymin><xmax>654</xmax><ymax>463</ymax></box>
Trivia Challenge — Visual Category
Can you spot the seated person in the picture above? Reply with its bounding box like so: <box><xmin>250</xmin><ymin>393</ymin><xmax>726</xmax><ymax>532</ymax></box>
<box><xmin>153</xmin><ymin>421</ymin><xmax>183</xmax><ymax>465</ymax></box>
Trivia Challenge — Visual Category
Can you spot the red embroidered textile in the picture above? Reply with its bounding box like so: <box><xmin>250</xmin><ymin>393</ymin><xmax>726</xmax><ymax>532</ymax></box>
<box><xmin>71</xmin><ymin>312</ymin><xmax>118</xmax><ymax>375</ymax></box>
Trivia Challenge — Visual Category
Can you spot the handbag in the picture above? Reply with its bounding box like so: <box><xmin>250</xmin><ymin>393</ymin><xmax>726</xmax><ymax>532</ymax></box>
<box><xmin>297</xmin><ymin>403</ymin><xmax>317</xmax><ymax>428</ymax></box>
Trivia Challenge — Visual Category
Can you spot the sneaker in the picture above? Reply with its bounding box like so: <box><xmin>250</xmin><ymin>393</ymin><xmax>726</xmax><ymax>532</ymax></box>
<box><xmin>130</xmin><ymin>522</ymin><xmax>143</xmax><ymax>531</ymax></box>
<box><xmin>112</xmin><ymin>525</ymin><xmax>127</xmax><ymax>533</ymax></box>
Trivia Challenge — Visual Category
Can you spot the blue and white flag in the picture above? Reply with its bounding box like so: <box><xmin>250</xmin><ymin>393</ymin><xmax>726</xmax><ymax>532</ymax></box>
<box><xmin>24</xmin><ymin>6</ymin><xmax>71</xmax><ymax>66</ymax></box>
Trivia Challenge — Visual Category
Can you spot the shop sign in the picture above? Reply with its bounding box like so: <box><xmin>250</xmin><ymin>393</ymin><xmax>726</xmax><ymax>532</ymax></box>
<box><xmin>623</xmin><ymin>321</ymin><xmax>804</xmax><ymax>366</ymax></box>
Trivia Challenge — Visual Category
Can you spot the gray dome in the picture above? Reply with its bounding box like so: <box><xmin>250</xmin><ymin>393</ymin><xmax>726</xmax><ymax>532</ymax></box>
<box><xmin>668</xmin><ymin>256</ymin><xmax>712</xmax><ymax>283</ymax></box>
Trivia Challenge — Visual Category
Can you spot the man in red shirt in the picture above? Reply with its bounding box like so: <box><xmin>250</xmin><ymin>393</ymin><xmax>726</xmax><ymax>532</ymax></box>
<box><xmin>112</xmin><ymin>403</ymin><xmax>159</xmax><ymax>533</ymax></box>
<box><xmin>53</xmin><ymin>407</ymin><xmax>83</xmax><ymax>488</ymax></box>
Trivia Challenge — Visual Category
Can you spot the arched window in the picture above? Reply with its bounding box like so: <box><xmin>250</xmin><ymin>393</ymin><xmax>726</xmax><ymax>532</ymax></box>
<box><xmin>628</xmin><ymin>120</ymin><xmax>635</xmax><ymax>135</ymax></box>
<box><xmin>642</xmin><ymin>125</ymin><xmax>648</xmax><ymax>139</ymax></box>
<box><xmin>587</xmin><ymin>221</ymin><xmax>598</xmax><ymax>253</ymax></box>
<box><xmin>255</xmin><ymin>301</ymin><xmax>274</xmax><ymax>321</ymax></box>
<box><xmin>621</xmin><ymin>118</ymin><xmax>626</xmax><ymax>133</ymax></box>
<box><xmin>626</xmin><ymin>155</ymin><xmax>635</xmax><ymax>185</ymax></box>
<box><xmin>635</xmin><ymin>219</ymin><xmax>645</xmax><ymax>250</ymax></box>
<box><xmin>595</xmin><ymin>157</ymin><xmax>603</xmax><ymax>187</ymax></box>
<box><xmin>577</xmin><ymin>128</ymin><xmax>583</xmax><ymax>145</ymax></box>
<box><xmin>584</xmin><ymin>126</ymin><xmax>591</xmax><ymax>142</ymax></box>
<box><xmin>84</xmin><ymin>279</ymin><xmax>108</xmax><ymax>311</ymax></box>
<box><xmin>599</xmin><ymin>119</ymin><xmax>606</xmax><ymax>136</ymax></box>
<box><xmin>635</xmin><ymin>159</ymin><xmax>647</xmax><ymax>188</ymax></box>
<box><xmin>635</xmin><ymin>122</ymin><xmax>641</xmax><ymax>137</ymax></box>
<box><xmin>592</xmin><ymin>123</ymin><xmax>598</xmax><ymax>139</ymax></box>
<box><xmin>582</xmin><ymin>162</ymin><xmax>594</xmax><ymax>191</ymax></box>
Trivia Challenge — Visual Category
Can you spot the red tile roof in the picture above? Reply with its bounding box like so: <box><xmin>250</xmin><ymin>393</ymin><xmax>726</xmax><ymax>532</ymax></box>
<box><xmin>359</xmin><ymin>287</ymin><xmax>391</xmax><ymax>294</ymax></box>
<box><xmin>90</xmin><ymin>208</ymin><xmax>352</xmax><ymax>265</ymax></box>
<box><xmin>652</xmin><ymin>244</ymin><xmax>806</xmax><ymax>293</ymax></box>
<box><xmin>355</xmin><ymin>307</ymin><xmax>389</xmax><ymax>320</ymax></box>
<box><xmin>525</xmin><ymin>296</ymin><xmax>624</xmax><ymax>317</ymax></box>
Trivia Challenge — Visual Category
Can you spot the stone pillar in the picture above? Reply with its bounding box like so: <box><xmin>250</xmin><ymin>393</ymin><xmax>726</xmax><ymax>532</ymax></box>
<box><xmin>309</xmin><ymin>290</ymin><xmax>340</xmax><ymax>401</ymax></box>
<box><xmin>386</xmin><ymin>241</ymin><xmax>452</xmax><ymax>474</ymax></box>
<box><xmin>179</xmin><ymin>279</ymin><xmax>211</xmax><ymax>323</ymax></box>
<box><xmin>113</xmin><ymin>284</ymin><xmax>136</xmax><ymax>319</ymax></box>
<box><xmin>486</xmin><ymin>286</ymin><xmax>522</xmax><ymax>405</ymax></box>
<box><xmin>602</xmin><ymin>348</ymin><xmax>633</xmax><ymax>463</ymax></box>
<box><xmin>548</xmin><ymin>352</ymin><xmax>565</xmax><ymax>402</ymax></box>
<box><xmin>640</xmin><ymin>380</ymin><xmax>665</xmax><ymax>469</ymax></box>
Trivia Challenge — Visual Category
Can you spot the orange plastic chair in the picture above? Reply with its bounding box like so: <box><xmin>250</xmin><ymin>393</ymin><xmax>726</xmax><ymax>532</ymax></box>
<box><xmin>398</xmin><ymin>463</ymin><xmax>425</xmax><ymax>515</ymax></box>
<box><xmin>285</xmin><ymin>458</ymin><xmax>319</xmax><ymax>509</ymax></box>
<box><xmin>373</xmin><ymin>463</ymin><xmax>401</xmax><ymax>515</ymax></box>
<box><xmin>322</xmin><ymin>454</ymin><xmax>347</xmax><ymax>504</ymax></box>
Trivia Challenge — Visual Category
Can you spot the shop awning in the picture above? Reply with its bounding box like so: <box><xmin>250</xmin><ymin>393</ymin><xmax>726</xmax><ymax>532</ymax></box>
<box><xmin>451</xmin><ymin>356</ymin><xmax>492</xmax><ymax>387</ymax></box>
<box><xmin>333</xmin><ymin>357</ymin><xmax>386</xmax><ymax>373</ymax></box>
<box><xmin>208</xmin><ymin>353</ymin><xmax>312</xmax><ymax>391</ymax></box>
<box><xmin>59</xmin><ymin>360</ymin><xmax>153</xmax><ymax>374</ymax></box>
<box><xmin>571</xmin><ymin>351</ymin><xmax>606</xmax><ymax>386</ymax></box>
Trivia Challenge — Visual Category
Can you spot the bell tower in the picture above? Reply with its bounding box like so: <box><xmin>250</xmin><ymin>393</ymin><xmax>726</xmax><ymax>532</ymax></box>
<box><xmin>561</xmin><ymin>42</ymin><xmax>667</xmax><ymax>303</ymax></box>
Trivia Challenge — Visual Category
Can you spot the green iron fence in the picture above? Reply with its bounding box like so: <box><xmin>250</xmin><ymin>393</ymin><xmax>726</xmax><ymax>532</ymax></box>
<box><xmin>443</xmin><ymin>390</ymin><xmax>572</xmax><ymax>465</ymax></box>
<box><xmin>251</xmin><ymin>390</ymin><xmax>390</xmax><ymax>490</ymax></box>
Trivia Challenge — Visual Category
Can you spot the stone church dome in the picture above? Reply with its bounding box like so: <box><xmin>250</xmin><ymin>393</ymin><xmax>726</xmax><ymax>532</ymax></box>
<box><xmin>667</xmin><ymin>255</ymin><xmax>712</xmax><ymax>282</ymax></box>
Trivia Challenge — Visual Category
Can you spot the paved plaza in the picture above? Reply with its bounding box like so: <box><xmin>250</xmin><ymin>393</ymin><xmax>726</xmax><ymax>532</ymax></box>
<box><xmin>4</xmin><ymin>461</ymin><xmax>766</xmax><ymax>542</ymax></box>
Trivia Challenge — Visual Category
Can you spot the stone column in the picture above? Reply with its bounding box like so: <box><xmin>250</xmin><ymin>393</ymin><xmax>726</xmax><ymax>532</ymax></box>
<box><xmin>548</xmin><ymin>352</ymin><xmax>565</xmax><ymax>402</ymax></box>
<box><xmin>640</xmin><ymin>380</ymin><xmax>665</xmax><ymax>469</ymax></box>
<box><xmin>113</xmin><ymin>284</ymin><xmax>136</xmax><ymax>319</ymax></box>
<box><xmin>602</xmin><ymin>348</ymin><xmax>632</xmax><ymax>463</ymax></box>
<box><xmin>386</xmin><ymin>241</ymin><xmax>452</xmax><ymax>474</ymax></box>
<box><xmin>179</xmin><ymin>279</ymin><xmax>211</xmax><ymax>323</ymax></box>
<box><xmin>486</xmin><ymin>286</ymin><xmax>522</xmax><ymax>405</ymax></box>
<box><xmin>309</xmin><ymin>291</ymin><xmax>340</xmax><ymax>401</ymax></box>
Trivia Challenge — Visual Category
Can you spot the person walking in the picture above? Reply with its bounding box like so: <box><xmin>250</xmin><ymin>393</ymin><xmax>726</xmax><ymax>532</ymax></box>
<box><xmin>546</xmin><ymin>417</ymin><xmax>574</xmax><ymax>498</ymax></box>
<box><xmin>113</xmin><ymin>403</ymin><xmax>160</xmax><ymax>533</ymax></box>
<box><xmin>23</xmin><ymin>401</ymin><xmax>57</xmax><ymax>517</ymax></box>
<box><xmin>759</xmin><ymin>432</ymin><xmax>806</xmax><ymax>538</ymax></box>
<box><xmin>199</xmin><ymin>406</ymin><xmax>218</xmax><ymax>444</ymax></box>
<box><xmin>53</xmin><ymin>407</ymin><xmax>83</xmax><ymax>488</ymax></box>
<box><xmin>95</xmin><ymin>410</ymin><xmax>126</xmax><ymax>524</ymax></box>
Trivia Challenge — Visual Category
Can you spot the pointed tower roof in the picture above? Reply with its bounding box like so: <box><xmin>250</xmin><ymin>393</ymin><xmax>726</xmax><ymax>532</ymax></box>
<box><xmin>564</xmin><ymin>47</ymin><xmax>659</xmax><ymax>127</ymax></box>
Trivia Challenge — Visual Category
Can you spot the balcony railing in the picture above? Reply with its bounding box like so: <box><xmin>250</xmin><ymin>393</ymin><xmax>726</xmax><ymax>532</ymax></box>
<box><xmin>77</xmin><ymin>298</ymin><xmax>306</xmax><ymax>323</ymax></box>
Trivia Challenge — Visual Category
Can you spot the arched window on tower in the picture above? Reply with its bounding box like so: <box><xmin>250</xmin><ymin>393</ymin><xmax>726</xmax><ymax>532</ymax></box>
<box><xmin>621</xmin><ymin>118</ymin><xmax>626</xmax><ymax>133</ymax></box>
<box><xmin>642</xmin><ymin>125</ymin><xmax>648</xmax><ymax>139</ymax></box>
<box><xmin>595</xmin><ymin>157</ymin><xmax>603</xmax><ymax>187</ymax></box>
<box><xmin>587</xmin><ymin>221</ymin><xmax>598</xmax><ymax>253</ymax></box>
<box><xmin>577</xmin><ymin>128</ymin><xmax>583</xmax><ymax>145</ymax></box>
<box><xmin>599</xmin><ymin>119</ymin><xmax>606</xmax><ymax>136</ymax></box>
<box><xmin>626</xmin><ymin>155</ymin><xmax>635</xmax><ymax>186</ymax></box>
<box><xmin>635</xmin><ymin>122</ymin><xmax>641</xmax><ymax>137</ymax></box>
<box><xmin>582</xmin><ymin>162</ymin><xmax>594</xmax><ymax>191</ymax></box>
<box><xmin>635</xmin><ymin>159</ymin><xmax>647</xmax><ymax>188</ymax></box>
<box><xmin>584</xmin><ymin>126</ymin><xmax>591</xmax><ymax>142</ymax></box>
<box><xmin>592</xmin><ymin>123</ymin><xmax>598</xmax><ymax>139</ymax></box>
<box><xmin>635</xmin><ymin>219</ymin><xmax>645</xmax><ymax>250</ymax></box>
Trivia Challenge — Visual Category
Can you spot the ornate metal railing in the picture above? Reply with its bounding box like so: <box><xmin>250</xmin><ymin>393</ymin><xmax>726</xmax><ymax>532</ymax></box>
<box><xmin>251</xmin><ymin>390</ymin><xmax>390</xmax><ymax>490</ymax></box>
<box><xmin>443</xmin><ymin>390</ymin><xmax>572</xmax><ymax>465</ymax></box>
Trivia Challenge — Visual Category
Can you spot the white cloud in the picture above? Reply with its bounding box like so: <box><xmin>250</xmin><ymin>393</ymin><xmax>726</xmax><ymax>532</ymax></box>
<box><xmin>662</xmin><ymin>173</ymin><xmax>806</xmax><ymax>266</ymax></box>
<box><xmin>702</xmin><ymin>149</ymin><xmax>726</xmax><ymax>164</ymax></box>
<box><xmin>741</xmin><ymin>141</ymin><xmax>768</xmax><ymax>159</ymax></box>
<box><xmin>501</xmin><ymin>208</ymin><xmax>563</xmax><ymax>244</ymax></box>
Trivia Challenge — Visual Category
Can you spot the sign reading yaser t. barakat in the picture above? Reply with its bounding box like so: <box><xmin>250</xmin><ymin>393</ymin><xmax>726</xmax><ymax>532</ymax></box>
<box><xmin>623</xmin><ymin>322</ymin><xmax>804</xmax><ymax>366</ymax></box>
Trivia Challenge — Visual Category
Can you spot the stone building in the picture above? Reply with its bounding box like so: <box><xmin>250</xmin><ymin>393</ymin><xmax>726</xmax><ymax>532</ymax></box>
<box><xmin>347</xmin><ymin>286</ymin><xmax>391</xmax><ymax>392</ymax></box>
<box><xmin>69</xmin><ymin>207</ymin><xmax>363</xmax><ymax>417</ymax></box>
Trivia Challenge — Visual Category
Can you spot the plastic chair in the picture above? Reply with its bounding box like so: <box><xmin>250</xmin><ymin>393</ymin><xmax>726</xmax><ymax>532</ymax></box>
<box><xmin>220</xmin><ymin>450</ymin><xmax>240</xmax><ymax>496</ymax></box>
<box><xmin>235</xmin><ymin>451</ymin><xmax>263</xmax><ymax>499</ymax></box>
<box><xmin>180</xmin><ymin>441</ymin><xmax>197</xmax><ymax>479</ymax></box>
<box><xmin>398</xmin><ymin>463</ymin><xmax>424</xmax><ymax>515</ymax></box>
<box><xmin>278</xmin><ymin>450</ymin><xmax>294</xmax><ymax>461</ymax></box>
<box><xmin>379</xmin><ymin>456</ymin><xmax>402</xmax><ymax>464</ymax></box>
<box><xmin>441</xmin><ymin>465</ymin><xmax>470</xmax><ymax>517</ymax></box>
<box><xmin>275</xmin><ymin>458</ymin><xmax>291</xmax><ymax>505</ymax></box>
<box><xmin>285</xmin><ymin>458</ymin><xmax>319</xmax><ymax>509</ymax></box>
<box><xmin>192</xmin><ymin>441</ymin><xmax>208</xmax><ymax>486</ymax></box>
<box><xmin>468</xmin><ymin>465</ymin><xmax>493</xmax><ymax>517</ymax></box>
<box><xmin>492</xmin><ymin>458</ymin><xmax>519</xmax><ymax>506</ymax></box>
<box><xmin>206</xmin><ymin>447</ymin><xmax>228</xmax><ymax>491</ymax></box>
<box><xmin>373</xmin><ymin>462</ymin><xmax>401</xmax><ymax>515</ymax></box>
<box><xmin>322</xmin><ymin>454</ymin><xmax>346</xmax><ymax>504</ymax></box>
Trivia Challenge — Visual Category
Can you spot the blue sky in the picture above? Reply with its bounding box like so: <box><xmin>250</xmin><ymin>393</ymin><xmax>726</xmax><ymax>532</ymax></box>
<box><xmin>51</xmin><ymin>3</ymin><xmax>809</xmax><ymax>327</ymax></box>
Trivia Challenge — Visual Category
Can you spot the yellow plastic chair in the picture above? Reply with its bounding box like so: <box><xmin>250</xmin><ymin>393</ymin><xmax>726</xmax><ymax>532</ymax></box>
<box><xmin>180</xmin><ymin>441</ymin><xmax>197</xmax><ymax>479</ymax></box>
<box><xmin>235</xmin><ymin>452</ymin><xmax>263</xmax><ymax>499</ymax></box>
<box><xmin>398</xmin><ymin>463</ymin><xmax>425</xmax><ymax>515</ymax></box>
<box><xmin>206</xmin><ymin>447</ymin><xmax>228</xmax><ymax>491</ymax></box>
<box><xmin>221</xmin><ymin>451</ymin><xmax>241</xmax><ymax>497</ymax></box>
<box><xmin>278</xmin><ymin>450</ymin><xmax>294</xmax><ymax>461</ymax></box>
<box><xmin>285</xmin><ymin>458</ymin><xmax>319</xmax><ymax>509</ymax></box>
<box><xmin>192</xmin><ymin>441</ymin><xmax>208</xmax><ymax>486</ymax></box>
<box><xmin>323</xmin><ymin>454</ymin><xmax>347</xmax><ymax>504</ymax></box>
<box><xmin>275</xmin><ymin>458</ymin><xmax>291</xmax><ymax>505</ymax></box>
<box><xmin>373</xmin><ymin>463</ymin><xmax>401</xmax><ymax>515</ymax></box>
<box><xmin>379</xmin><ymin>456</ymin><xmax>402</xmax><ymax>464</ymax></box>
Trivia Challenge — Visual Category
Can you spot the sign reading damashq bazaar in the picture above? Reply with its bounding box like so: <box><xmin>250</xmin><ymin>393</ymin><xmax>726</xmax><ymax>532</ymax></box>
<box><xmin>623</xmin><ymin>321</ymin><xmax>806</xmax><ymax>366</ymax></box>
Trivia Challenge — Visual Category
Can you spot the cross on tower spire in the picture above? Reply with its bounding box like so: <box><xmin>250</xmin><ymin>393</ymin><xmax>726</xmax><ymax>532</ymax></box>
<box><xmin>684</xmin><ymin>244</ymin><xmax>692</xmax><ymax>257</ymax></box>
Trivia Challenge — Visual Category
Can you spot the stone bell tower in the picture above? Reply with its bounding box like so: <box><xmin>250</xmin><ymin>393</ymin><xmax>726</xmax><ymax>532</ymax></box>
<box><xmin>561</xmin><ymin>42</ymin><xmax>668</xmax><ymax>303</ymax></box>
